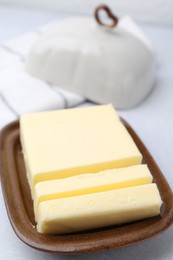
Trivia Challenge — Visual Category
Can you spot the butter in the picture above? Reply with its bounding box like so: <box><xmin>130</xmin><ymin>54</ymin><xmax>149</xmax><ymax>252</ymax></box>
<box><xmin>20</xmin><ymin>104</ymin><xmax>142</xmax><ymax>193</ymax></box>
<box><xmin>37</xmin><ymin>183</ymin><xmax>162</xmax><ymax>234</ymax></box>
<box><xmin>34</xmin><ymin>164</ymin><xmax>152</xmax><ymax>219</ymax></box>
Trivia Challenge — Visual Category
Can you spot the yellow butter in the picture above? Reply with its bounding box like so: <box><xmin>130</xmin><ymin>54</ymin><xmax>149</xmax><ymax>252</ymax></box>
<box><xmin>34</xmin><ymin>164</ymin><xmax>152</xmax><ymax>219</ymax></box>
<box><xmin>20</xmin><ymin>104</ymin><xmax>142</xmax><ymax>193</ymax></box>
<box><xmin>37</xmin><ymin>183</ymin><xmax>162</xmax><ymax>234</ymax></box>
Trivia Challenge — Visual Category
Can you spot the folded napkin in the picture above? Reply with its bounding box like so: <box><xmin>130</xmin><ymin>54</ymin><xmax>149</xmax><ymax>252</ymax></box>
<box><xmin>0</xmin><ymin>22</ymin><xmax>85</xmax><ymax>129</ymax></box>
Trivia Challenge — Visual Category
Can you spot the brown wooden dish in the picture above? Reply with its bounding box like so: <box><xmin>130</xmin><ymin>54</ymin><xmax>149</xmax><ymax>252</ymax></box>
<box><xmin>0</xmin><ymin>119</ymin><xmax>173</xmax><ymax>254</ymax></box>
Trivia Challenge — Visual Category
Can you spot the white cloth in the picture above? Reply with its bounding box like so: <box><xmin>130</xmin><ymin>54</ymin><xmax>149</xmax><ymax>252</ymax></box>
<box><xmin>0</xmin><ymin>27</ymin><xmax>85</xmax><ymax>129</ymax></box>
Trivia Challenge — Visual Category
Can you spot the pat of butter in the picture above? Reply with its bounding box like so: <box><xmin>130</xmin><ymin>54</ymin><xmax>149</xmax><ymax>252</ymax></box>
<box><xmin>37</xmin><ymin>183</ymin><xmax>162</xmax><ymax>234</ymax></box>
<box><xmin>20</xmin><ymin>104</ymin><xmax>142</xmax><ymax>193</ymax></box>
<box><xmin>34</xmin><ymin>164</ymin><xmax>152</xmax><ymax>219</ymax></box>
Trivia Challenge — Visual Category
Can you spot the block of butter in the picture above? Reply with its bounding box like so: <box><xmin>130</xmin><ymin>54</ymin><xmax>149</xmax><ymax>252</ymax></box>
<box><xmin>34</xmin><ymin>164</ymin><xmax>152</xmax><ymax>220</ymax></box>
<box><xmin>20</xmin><ymin>104</ymin><xmax>142</xmax><ymax>193</ymax></box>
<box><xmin>37</xmin><ymin>183</ymin><xmax>162</xmax><ymax>234</ymax></box>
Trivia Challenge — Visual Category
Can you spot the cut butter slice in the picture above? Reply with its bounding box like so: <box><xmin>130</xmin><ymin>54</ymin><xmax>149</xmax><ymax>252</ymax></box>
<box><xmin>20</xmin><ymin>104</ymin><xmax>142</xmax><ymax>194</ymax></box>
<box><xmin>37</xmin><ymin>183</ymin><xmax>162</xmax><ymax>234</ymax></box>
<box><xmin>34</xmin><ymin>164</ymin><xmax>152</xmax><ymax>219</ymax></box>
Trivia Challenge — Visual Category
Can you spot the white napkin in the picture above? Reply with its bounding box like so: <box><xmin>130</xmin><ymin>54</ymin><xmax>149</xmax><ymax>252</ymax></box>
<box><xmin>0</xmin><ymin>25</ymin><xmax>85</xmax><ymax>129</ymax></box>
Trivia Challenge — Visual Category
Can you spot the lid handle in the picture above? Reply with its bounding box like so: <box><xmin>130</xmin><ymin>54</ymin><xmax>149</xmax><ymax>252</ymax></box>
<box><xmin>94</xmin><ymin>4</ymin><xmax>118</xmax><ymax>28</ymax></box>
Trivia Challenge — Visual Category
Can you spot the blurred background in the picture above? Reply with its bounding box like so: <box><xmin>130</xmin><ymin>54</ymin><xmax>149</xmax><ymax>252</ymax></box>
<box><xmin>1</xmin><ymin>0</ymin><xmax>173</xmax><ymax>25</ymax></box>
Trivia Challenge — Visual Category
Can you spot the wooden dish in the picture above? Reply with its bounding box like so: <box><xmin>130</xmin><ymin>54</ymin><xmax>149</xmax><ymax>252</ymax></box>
<box><xmin>0</xmin><ymin>119</ymin><xmax>173</xmax><ymax>254</ymax></box>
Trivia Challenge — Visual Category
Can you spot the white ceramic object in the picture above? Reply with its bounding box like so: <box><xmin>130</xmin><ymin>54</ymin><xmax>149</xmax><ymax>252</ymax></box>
<box><xmin>26</xmin><ymin>15</ymin><xmax>155</xmax><ymax>109</ymax></box>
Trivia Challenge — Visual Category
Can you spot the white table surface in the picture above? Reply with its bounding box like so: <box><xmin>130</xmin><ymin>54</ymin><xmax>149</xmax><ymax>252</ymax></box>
<box><xmin>0</xmin><ymin>5</ymin><xmax>173</xmax><ymax>260</ymax></box>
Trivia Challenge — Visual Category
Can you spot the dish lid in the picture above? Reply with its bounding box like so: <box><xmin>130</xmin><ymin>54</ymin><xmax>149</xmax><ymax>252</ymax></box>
<box><xmin>26</xmin><ymin>5</ymin><xmax>155</xmax><ymax>109</ymax></box>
